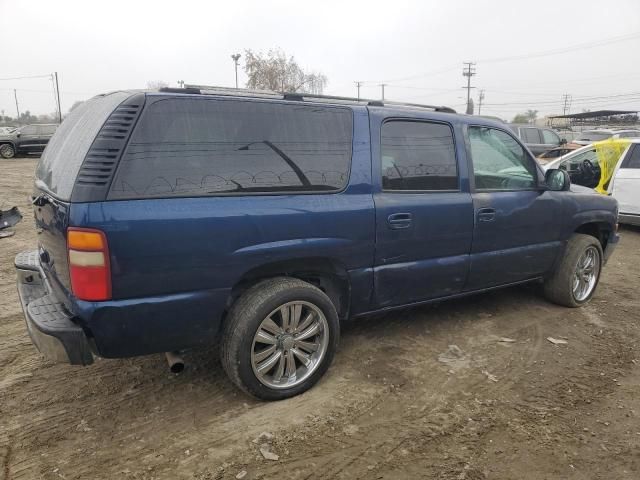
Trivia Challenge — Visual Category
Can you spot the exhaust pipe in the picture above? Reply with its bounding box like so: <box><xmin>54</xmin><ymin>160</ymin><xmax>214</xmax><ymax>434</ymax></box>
<box><xmin>165</xmin><ymin>351</ymin><xmax>184</xmax><ymax>373</ymax></box>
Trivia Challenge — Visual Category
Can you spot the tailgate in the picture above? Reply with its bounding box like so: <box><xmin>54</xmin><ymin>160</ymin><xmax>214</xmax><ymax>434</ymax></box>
<box><xmin>33</xmin><ymin>189</ymin><xmax>72</xmax><ymax>298</ymax></box>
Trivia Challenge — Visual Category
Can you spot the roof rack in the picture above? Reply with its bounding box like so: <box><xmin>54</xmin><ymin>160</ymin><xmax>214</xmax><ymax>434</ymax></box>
<box><xmin>161</xmin><ymin>85</ymin><xmax>456</xmax><ymax>113</ymax></box>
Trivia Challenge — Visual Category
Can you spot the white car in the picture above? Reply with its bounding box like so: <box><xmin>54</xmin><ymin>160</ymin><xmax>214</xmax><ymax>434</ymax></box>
<box><xmin>544</xmin><ymin>139</ymin><xmax>640</xmax><ymax>225</ymax></box>
<box><xmin>609</xmin><ymin>141</ymin><xmax>640</xmax><ymax>225</ymax></box>
<box><xmin>573</xmin><ymin>129</ymin><xmax>640</xmax><ymax>146</ymax></box>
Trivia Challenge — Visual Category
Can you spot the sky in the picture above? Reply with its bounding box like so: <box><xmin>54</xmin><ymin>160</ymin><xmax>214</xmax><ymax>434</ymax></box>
<box><xmin>1</xmin><ymin>0</ymin><xmax>640</xmax><ymax>122</ymax></box>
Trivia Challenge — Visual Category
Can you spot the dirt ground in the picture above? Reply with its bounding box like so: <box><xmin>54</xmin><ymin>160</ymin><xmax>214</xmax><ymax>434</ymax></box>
<box><xmin>1</xmin><ymin>157</ymin><xmax>639</xmax><ymax>480</ymax></box>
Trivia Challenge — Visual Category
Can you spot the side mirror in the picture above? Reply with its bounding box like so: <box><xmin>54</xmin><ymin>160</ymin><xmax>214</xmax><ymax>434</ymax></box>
<box><xmin>545</xmin><ymin>168</ymin><xmax>571</xmax><ymax>191</ymax></box>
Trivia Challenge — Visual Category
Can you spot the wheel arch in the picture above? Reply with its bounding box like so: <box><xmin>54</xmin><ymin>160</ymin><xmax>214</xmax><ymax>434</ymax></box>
<box><xmin>227</xmin><ymin>257</ymin><xmax>351</xmax><ymax>321</ymax></box>
<box><xmin>574</xmin><ymin>221</ymin><xmax>613</xmax><ymax>250</ymax></box>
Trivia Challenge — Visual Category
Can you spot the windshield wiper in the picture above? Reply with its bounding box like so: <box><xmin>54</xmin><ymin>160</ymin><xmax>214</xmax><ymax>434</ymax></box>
<box><xmin>237</xmin><ymin>141</ymin><xmax>311</xmax><ymax>187</ymax></box>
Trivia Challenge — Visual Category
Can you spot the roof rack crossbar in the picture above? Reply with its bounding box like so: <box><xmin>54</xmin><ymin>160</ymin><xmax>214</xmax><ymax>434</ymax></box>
<box><xmin>179</xmin><ymin>84</ymin><xmax>456</xmax><ymax>113</ymax></box>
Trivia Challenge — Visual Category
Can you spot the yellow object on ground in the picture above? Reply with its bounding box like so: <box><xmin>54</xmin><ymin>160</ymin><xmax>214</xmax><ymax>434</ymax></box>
<box><xmin>593</xmin><ymin>139</ymin><xmax>631</xmax><ymax>194</ymax></box>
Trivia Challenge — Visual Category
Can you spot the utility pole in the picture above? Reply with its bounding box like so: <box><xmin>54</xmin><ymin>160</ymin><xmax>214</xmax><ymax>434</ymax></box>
<box><xmin>379</xmin><ymin>83</ymin><xmax>387</xmax><ymax>101</ymax></box>
<box><xmin>231</xmin><ymin>53</ymin><xmax>241</xmax><ymax>89</ymax></box>
<box><xmin>562</xmin><ymin>93</ymin><xmax>572</xmax><ymax>115</ymax></box>
<box><xmin>462</xmin><ymin>62</ymin><xmax>476</xmax><ymax>115</ymax></box>
<box><xmin>54</xmin><ymin>72</ymin><xmax>62</xmax><ymax>124</ymax></box>
<box><xmin>355</xmin><ymin>81</ymin><xmax>363</xmax><ymax>100</ymax></box>
<box><xmin>177</xmin><ymin>80</ymin><xmax>185</xmax><ymax>88</ymax></box>
<box><xmin>478</xmin><ymin>89</ymin><xmax>485</xmax><ymax>115</ymax></box>
<box><xmin>14</xmin><ymin>89</ymin><xmax>20</xmax><ymax>119</ymax></box>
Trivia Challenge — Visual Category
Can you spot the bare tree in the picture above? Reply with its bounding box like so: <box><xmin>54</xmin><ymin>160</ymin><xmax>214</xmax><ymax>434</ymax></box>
<box><xmin>243</xmin><ymin>48</ymin><xmax>327</xmax><ymax>94</ymax></box>
<box><xmin>146</xmin><ymin>80</ymin><xmax>169</xmax><ymax>89</ymax></box>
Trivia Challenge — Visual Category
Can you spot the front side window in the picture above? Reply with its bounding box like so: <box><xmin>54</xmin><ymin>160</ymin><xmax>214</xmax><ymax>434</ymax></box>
<box><xmin>468</xmin><ymin>126</ymin><xmax>537</xmax><ymax>190</ymax></box>
<box><xmin>559</xmin><ymin>148</ymin><xmax>600</xmax><ymax>188</ymax></box>
<box><xmin>109</xmin><ymin>98</ymin><xmax>353</xmax><ymax>199</ymax></box>
<box><xmin>381</xmin><ymin>120</ymin><xmax>458</xmax><ymax>191</ymax></box>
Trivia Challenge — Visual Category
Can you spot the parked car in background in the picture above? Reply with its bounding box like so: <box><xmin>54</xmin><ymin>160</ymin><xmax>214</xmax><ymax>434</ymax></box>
<box><xmin>15</xmin><ymin>88</ymin><xmax>619</xmax><ymax>400</ymax></box>
<box><xmin>0</xmin><ymin>123</ymin><xmax>58</xmax><ymax>158</ymax></box>
<box><xmin>543</xmin><ymin>139</ymin><xmax>640</xmax><ymax>225</ymax></box>
<box><xmin>508</xmin><ymin>124</ymin><xmax>563</xmax><ymax>155</ymax></box>
<box><xmin>573</xmin><ymin>128</ymin><xmax>640</xmax><ymax>145</ymax></box>
<box><xmin>543</xmin><ymin>144</ymin><xmax>602</xmax><ymax>188</ymax></box>
<box><xmin>608</xmin><ymin>140</ymin><xmax>640</xmax><ymax>226</ymax></box>
<box><xmin>536</xmin><ymin>142</ymin><xmax>582</xmax><ymax>165</ymax></box>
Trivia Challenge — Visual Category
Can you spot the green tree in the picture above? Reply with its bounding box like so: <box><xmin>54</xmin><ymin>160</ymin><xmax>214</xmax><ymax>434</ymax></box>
<box><xmin>512</xmin><ymin>113</ymin><xmax>528</xmax><ymax>123</ymax></box>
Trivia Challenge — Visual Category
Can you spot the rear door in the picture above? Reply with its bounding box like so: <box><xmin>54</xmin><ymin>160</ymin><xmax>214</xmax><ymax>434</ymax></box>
<box><xmin>610</xmin><ymin>144</ymin><xmax>640</xmax><ymax>217</ymax></box>
<box><xmin>371</xmin><ymin>112</ymin><xmax>474</xmax><ymax>307</ymax></box>
<box><xmin>521</xmin><ymin>127</ymin><xmax>544</xmax><ymax>155</ymax></box>
<box><xmin>32</xmin><ymin>92</ymin><xmax>137</xmax><ymax>306</ymax></box>
<box><xmin>465</xmin><ymin>125</ymin><xmax>563</xmax><ymax>290</ymax></box>
<box><xmin>17</xmin><ymin>125</ymin><xmax>40</xmax><ymax>153</ymax></box>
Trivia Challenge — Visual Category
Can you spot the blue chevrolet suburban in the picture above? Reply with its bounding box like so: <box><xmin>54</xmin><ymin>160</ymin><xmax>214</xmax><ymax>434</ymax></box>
<box><xmin>15</xmin><ymin>88</ymin><xmax>619</xmax><ymax>400</ymax></box>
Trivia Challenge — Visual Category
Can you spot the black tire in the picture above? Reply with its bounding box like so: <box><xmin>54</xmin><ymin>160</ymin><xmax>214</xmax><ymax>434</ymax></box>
<box><xmin>0</xmin><ymin>143</ymin><xmax>15</xmax><ymax>159</ymax></box>
<box><xmin>220</xmin><ymin>277</ymin><xmax>340</xmax><ymax>400</ymax></box>
<box><xmin>543</xmin><ymin>233</ymin><xmax>603</xmax><ymax>307</ymax></box>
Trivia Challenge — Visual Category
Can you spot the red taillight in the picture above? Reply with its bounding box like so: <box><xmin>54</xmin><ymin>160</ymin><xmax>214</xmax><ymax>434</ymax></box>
<box><xmin>67</xmin><ymin>228</ymin><xmax>111</xmax><ymax>301</ymax></box>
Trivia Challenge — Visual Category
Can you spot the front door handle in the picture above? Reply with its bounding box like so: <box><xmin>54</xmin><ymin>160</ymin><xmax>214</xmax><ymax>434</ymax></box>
<box><xmin>387</xmin><ymin>212</ymin><xmax>413</xmax><ymax>230</ymax></box>
<box><xmin>477</xmin><ymin>208</ymin><xmax>496</xmax><ymax>222</ymax></box>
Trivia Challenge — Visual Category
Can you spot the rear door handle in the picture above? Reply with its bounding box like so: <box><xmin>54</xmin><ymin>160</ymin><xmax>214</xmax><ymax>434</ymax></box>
<box><xmin>387</xmin><ymin>212</ymin><xmax>413</xmax><ymax>230</ymax></box>
<box><xmin>477</xmin><ymin>208</ymin><xmax>496</xmax><ymax>222</ymax></box>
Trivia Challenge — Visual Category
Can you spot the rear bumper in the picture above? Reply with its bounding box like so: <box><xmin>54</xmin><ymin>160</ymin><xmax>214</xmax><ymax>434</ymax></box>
<box><xmin>604</xmin><ymin>232</ymin><xmax>620</xmax><ymax>264</ymax></box>
<box><xmin>15</xmin><ymin>250</ymin><xmax>94</xmax><ymax>365</ymax></box>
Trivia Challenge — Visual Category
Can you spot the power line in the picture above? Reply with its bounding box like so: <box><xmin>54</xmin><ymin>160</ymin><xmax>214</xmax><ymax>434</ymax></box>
<box><xmin>477</xmin><ymin>31</ymin><xmax>640</xmax><ymax>64</ymax></box>
<box><xmin>482</xmin><ymin>91</ymin><xmax>640</xmax><ymax>106</ymax></box>
<box><xmin>0</xmin><ymin>74</ymin><xmax>52</xmax><ymax>81</ymax></box>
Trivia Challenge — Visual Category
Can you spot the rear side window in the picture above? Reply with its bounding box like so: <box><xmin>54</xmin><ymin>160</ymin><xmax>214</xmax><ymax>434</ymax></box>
<box><xmin>40</xmin><ymin>125</ymin><xmax>57</xmax><ymax>135</ymax></box>
<box><xmin>108</xmin><ymin>98</ymin><xmax>353</xmax><ymax>198</ymax></box>
<box><xmin>522</xmin><ymin>128</ymin><xmax>542</xmax><ymax>143</ymax></box>
<box><xmin>381</xmin><ymin>120</ymin><xmax>458</xmax><ymax>191</ymax></box>
<box><xmin>21</xmin><ymin>125</ymin><xmax>38</xmax><ymax>135</ymax></box>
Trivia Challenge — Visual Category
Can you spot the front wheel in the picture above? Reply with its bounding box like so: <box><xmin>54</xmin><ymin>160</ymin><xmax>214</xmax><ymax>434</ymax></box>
<box><xmin>544</xmin><ymin>233</ymin><xmax>603</xmax><ymax>307</ymax></box>
<box><xmin>220</xmin><ymin>277</ymin><xmax>339</xmax><ymax>400</ymax></box>
<box><xmin>0</xmin><ymin>143</ymin><xmax>15</xmax><ymax>159</ymax></box>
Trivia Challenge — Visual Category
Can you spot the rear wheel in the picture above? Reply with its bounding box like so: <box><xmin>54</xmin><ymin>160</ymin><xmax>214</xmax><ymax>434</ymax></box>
<box><xmin>220</xmin><ymin>277</ymin><xmax>339</xmax><ymax>400</ymax></box>
<box><xmin>0</xmin><ymin>143</ymin><xmax>15</xmax><ymax>159</ymax></box>
<box><xmin>544</xmin><ymin>233</ymin><xmax>603</xmax><ymax>307</ymax></box>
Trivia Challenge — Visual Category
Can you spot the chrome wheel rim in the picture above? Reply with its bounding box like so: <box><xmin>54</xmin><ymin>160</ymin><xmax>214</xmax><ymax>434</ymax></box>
<box><xmin>573</xmin><ymin>246</ymin><xmax>600</xmax><ymax>302</ymax></box>
<box><xmin>251</xmin><ymin>300</ymin><xmax>329</xmax><ymax>389</ymax></box>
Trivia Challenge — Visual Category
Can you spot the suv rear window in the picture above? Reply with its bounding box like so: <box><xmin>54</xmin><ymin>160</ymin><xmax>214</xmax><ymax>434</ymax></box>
<box><xmin>108</xmin><ymin>98</ymin><xmax>353</xmax><ymax>199</ymax></box>
<box><xmin>35</xmin><ymin>91</ymin><xmax>134</xmax><ymax>200</ymax></box>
